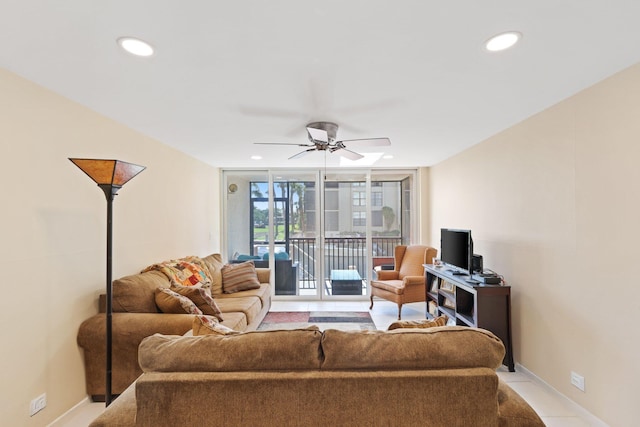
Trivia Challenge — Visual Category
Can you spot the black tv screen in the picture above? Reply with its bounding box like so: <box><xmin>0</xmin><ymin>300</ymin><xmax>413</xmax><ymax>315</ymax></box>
<box><xmin>440</xmin><ymin>228</ymin><xmax>473</xmax><ymax>274</ymax></box>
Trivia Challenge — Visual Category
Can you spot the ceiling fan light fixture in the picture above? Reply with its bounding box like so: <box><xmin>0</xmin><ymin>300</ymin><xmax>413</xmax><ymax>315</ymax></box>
<box><xmin>255</xmin><ymin>121</ymin><xmax>391</xmax><ymax>161</ymax></box>
<box><xmin>485</xmin><ymin>31</ymin><xmax>522</xmax><ymax>52</ymax></box>
<box><xmin>117</xmin><ymin>37</ymin><xmax>154</xmax><ymax>57</ymax></box>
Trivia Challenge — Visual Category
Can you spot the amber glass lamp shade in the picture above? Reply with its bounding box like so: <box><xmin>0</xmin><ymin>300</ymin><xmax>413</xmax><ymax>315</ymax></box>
<box><xmin>69</xmin><ymin>158</ymin><xmax>146</xmax><ymax>190</ymax></box>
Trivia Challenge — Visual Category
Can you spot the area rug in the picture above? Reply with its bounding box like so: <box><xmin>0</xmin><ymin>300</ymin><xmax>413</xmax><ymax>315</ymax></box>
<box><xmin>257</xmin><ymin>311</ymin><xmax>377</xmax><ymax>331</ymax></box>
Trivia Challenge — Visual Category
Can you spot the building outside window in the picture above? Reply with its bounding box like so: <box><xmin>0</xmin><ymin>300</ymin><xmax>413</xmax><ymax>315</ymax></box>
<box><xmin>371</xmin><ymin>191</ymin><xmax>382</xmax><ymax>207</ymax></box>
<box><xmin>352</xmin><ymin>190</ymin><xmax>366</xmax><ymax>206</ymax></box>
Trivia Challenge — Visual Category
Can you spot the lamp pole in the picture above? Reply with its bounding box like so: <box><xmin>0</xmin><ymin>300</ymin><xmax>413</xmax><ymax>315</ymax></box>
<box><xmin>99</xmin><ymin>184</ymin><xmax>119</xmax><ymax>406</ymax></box>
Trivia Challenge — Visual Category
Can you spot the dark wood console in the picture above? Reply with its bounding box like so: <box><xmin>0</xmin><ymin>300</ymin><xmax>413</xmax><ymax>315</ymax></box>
<box><xmin>424</xmin><ymin>264</ymin><xmax>515</xmax><ymax>371</ymax></box>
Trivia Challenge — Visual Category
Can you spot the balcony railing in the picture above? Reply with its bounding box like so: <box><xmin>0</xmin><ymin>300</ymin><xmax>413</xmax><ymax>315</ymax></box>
<box><xmin>285</xmin><ymin>237</ymin><xmax>402</xmax><ymax>290</ymax></box>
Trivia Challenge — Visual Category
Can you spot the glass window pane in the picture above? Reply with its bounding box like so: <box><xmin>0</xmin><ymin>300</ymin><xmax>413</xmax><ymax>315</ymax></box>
<box><xmin>325</xmin><ymin>211</ymin><xmax>339</xmax><ymax>231</ymax></box>
<box><xmin>372</xmin><ymin>210</ymin><xmax>383</xmax><ymax>227</ymax></box>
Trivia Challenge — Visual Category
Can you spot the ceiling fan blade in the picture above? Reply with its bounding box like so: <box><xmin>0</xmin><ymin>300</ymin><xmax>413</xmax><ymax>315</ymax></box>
<box><xmin>307</xmin><ymin>127</ymin><xmax>328</xmax><ymax>143</ymax></box>
<box><xmin>238</xmin><ymin>105</ymin><xmax>306</xmax><ymax>119</ymax></box>
<box><xmin>335</xmin><ymin>98</ymin><xmax>402</xmax><ymax>115</ymax></box>
<box><xmin>338</xmin><ymin>148</ymin><xmax>364</xmax><ymax>161</ymax></box>
<box><xmin>337</xmin><ymin>137</ymin><xmax>391</xmax><ymax>147</ymax></box>
<box><xmin>289</xmin><ymin>149</ymin><xmax>315</xmax><ymax>160</ymax></box>
<box><xmin>254</xmin><ymin>142</ymin><xmax>313</xmax><ymax>147</ymax></box>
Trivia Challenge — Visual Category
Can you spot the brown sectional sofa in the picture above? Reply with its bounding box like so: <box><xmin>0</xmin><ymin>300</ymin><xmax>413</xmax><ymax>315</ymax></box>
<box><xmin>77</xmin><ymin>253</ymin><xmax>272</xmax><ymax>400</ymax></box>
<box><xmin>90</xmin><ymin>326</ymin><xmax>544</xmax><ymax>426</ymax></box>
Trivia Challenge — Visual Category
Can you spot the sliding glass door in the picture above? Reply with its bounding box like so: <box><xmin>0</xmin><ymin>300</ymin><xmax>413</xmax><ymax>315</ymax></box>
<box><xmin>223</xmin><ymin>169</ymin><xmax>417</xmax><ymax>300</ymax></box>
<box><xmin>322</xmin><ymin>172</ymin><xmax>368</xmax><ymax>297</ymax></box>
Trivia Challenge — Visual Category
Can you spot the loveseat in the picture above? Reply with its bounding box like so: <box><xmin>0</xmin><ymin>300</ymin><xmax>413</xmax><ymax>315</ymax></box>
<box><xmin>90</xmin><ymin>326</ymin><xmax>544</xmax><ymax>426</ymax></box>
<box><xmin>77</xmin><ymin>253</ymin><xmax>271</xmax><ymax>401</ymax></box>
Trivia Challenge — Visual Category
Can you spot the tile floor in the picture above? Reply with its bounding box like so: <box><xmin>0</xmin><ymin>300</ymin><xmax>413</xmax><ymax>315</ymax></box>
<box><xmin>52</xmin><ymin>300</ymin><xmax>607</xmax><ymax>427</ymax></box>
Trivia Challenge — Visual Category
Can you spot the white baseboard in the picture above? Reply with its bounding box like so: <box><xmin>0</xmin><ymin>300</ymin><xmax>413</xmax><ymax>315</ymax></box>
<box><xmin>46</xmin><ymin>396</ymin><xmax>91</xmax><ymax>427</ymax></box>
<box><xmin>516</xmin><ymin>363</ymin><xmax>609</xmax><ymax>427</ymax></box>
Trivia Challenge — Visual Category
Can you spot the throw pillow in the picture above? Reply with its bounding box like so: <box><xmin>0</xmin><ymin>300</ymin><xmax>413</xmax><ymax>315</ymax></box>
<box><xmin>155</xmin><ymin>287</ymin><xmax>203</xmax><ymax>315</ymax></box>
<box><xmin>220</xmin><ymin>261</ymin><xmax>261</xmax><ymax>294</ymax></box>
<box><xmin>143</xmin><ymin>259</ymin><xmax>212</xmax><ymax>293</ymax></box>
<box><xmin>387</xmin><ymin>315</ymin><xmax>449</xmax><ymax>331</ymax></box>
<box><xmin>171</xmin><ymin>283</ymin><xmax>224</xmax><ymax>321</ymax></box>
<box><xmin>192</xmin><ymin>315</ymin><xmax>239</xmax><ymax>336</ymax></box>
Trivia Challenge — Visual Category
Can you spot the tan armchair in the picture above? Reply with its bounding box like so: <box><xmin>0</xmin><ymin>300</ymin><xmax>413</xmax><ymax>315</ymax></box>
<box><xmin>369</xmin><ymin>245</ymin><xmax>437</xmax><ymax>320</ymax></box>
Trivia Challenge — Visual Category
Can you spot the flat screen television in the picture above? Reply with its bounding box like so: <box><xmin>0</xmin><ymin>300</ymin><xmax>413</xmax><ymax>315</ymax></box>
<box><xmin>440</xmin><ymin>228</ymin><xmax>473</xmax><ymax>275</ymax></box>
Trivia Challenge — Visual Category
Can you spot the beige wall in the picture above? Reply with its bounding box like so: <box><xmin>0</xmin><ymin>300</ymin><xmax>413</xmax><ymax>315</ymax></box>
<box><xmin>418</xmin><ymin>167</ymin><xmax>431</xmax><ymax>245</ymax></box>
<box><xmin>429</xmin><ymin>63</ymin><xmax>640</xmax><ymax>426</ymax></box>
<box><xmin>0</xmin><ymin>69</ymin><xmax>220</xmax><ymax>426</ymax></box>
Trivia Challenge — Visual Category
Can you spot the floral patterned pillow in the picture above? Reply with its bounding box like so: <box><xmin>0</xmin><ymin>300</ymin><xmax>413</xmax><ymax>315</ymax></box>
<box><xmin>170</xmin><ymin>282</ymin><xmax>223</xmax><ymax>321</ymax></box>
<box><xmin>192</xmin><ymin>315</ymin><xmax>239</xmax><ymax>336</ymax></box>
<box><xmin>155</xmin><ymin>287</ymin><xmax>203</xmax><ymax>315</ymax></box>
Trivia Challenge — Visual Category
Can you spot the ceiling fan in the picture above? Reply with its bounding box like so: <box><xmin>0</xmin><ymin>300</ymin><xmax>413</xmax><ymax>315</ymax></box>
<box><xmin>254</xmin><ymin>121</ymin><xmax>391</xmax><ymax>160</ymax></box>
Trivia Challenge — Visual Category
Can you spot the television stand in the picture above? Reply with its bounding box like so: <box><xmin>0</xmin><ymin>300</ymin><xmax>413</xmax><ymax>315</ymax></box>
<box><xmin>449</xmin><ymin>270</ymin><xmax>468</xmax><ymax>276</ymax></box>
<box><xmin>424</xmin><ymin>264</ymin><xmax>514</xmax><ymax>371</ymax></box>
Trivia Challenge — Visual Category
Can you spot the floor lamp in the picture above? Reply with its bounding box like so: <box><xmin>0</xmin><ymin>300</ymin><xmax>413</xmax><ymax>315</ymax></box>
<box><xmin>69</xmin><ymin>158</ymin><xmax>145</xmax><ymax>406</ymax></box>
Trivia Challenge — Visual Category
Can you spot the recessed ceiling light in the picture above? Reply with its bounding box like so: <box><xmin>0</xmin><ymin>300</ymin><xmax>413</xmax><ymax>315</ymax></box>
<box><xmin>340</xmin><ymin>153</ymin><xmax>383</xmax><ymax>166</ymax></box>
<box><xmin>251</xmin><ymin>155</ymin><xmax>262</xmax><ymax>160</ymax></box>
<box><xmin>117</xmin><ymin>37</ymin><xmax>154</xmax><ymax>57</ymax></box>
<box><xmin>485</xmin><ymin>31</ymin><xmax>522</xmax><ymax>52</ymax></box>
<box><xmin>382</xmin><ymin>154</ymin><xmax>394</xmax><ymax>159</ymax></box>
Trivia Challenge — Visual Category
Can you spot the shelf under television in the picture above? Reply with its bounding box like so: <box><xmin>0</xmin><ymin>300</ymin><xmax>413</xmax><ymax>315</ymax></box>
<box><xmin>438</xmin><ymin>305</ymin><xmax>456</xmax><ymax>321</ymax></box>
<box><xmin>424</xmin><ymin>264</ymin><xmax>514</xmax><ymax>372</ymax></box>
<box><xmin>455</xmin><ymin>311</ymin><xmax>475</xmax><ymax>327</ymax></box>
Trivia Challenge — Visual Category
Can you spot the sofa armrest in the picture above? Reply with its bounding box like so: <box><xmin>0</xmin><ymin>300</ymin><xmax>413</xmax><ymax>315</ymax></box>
<box><xmin>77</xmin><ymin>312</ymin><xmax>195</xmax><ymax>397</ymax></box>
<box><xmin>255</xmin><ymin>268</ymin><xmax>271</xmax><ymax>284</ymax></box>
<box><xmin>89</xmin><ymin>381</ymin><xmax>136</xmax><ymax>427</ymax></box>
<box><xmin>497</xmin><ymin>380</ymin><xmax>545</xmax><ymax>426</ymax></box>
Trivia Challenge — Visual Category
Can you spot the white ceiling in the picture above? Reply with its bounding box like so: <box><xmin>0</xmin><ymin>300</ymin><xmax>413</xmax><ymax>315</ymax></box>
<box><xmin>3</xmin><ymin>1</ymin><xmax>640</xmax><ymax>168</ymax></box>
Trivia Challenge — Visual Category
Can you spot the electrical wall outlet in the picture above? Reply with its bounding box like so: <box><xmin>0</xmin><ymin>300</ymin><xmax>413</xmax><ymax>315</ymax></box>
<box><xmin>570</xmin><ymin>371</ymin><xmax>585</xmax><ymax>392</ymax></box>
<box><xmin>29</xmin><ymin>393</ymin><xmax>46</xmax><ymax>416</ymax></box>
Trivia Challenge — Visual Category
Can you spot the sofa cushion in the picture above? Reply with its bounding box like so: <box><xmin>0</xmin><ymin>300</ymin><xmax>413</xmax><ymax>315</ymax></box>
<box><xmin>217</xmin><ymin>283</ymin><xmax>270</xmax><ymax>308</ymax></box>
<box><xmin>214</xmin><ymin>296</ymin><xmax>261</xmax><ymax>326</ymax></box>
<box><xmin>170</xmin><ymin>285</ymin><xmax>223</xmax><ymax>321</ymax></box>
<box><xmin>139</xmin><ymin>329</ymin><xmax>323</xmax><ymax>372</ymax></box>
<box><xmin>387</xmin><ymin>315</ymin><xmax>448</xmax><ymax>330</ymax></box>
<box><xmin>321</xmin><ymin>326</ymin><xmax>505</xmax><ymax>371</ymax></box>
<box><xmin>221</xmin><ymin>261</ymin><xmax>261</xmax><ymax>293</ymax></box>
<box><xmin>113</xmin><ymin>270</ymin><xmax>169</xmax><ymax>313</ymax></box>
<box><xmin>200</xmin><ymin>254</ymin><xmax>224</xmax><ymax>295</ymax></box>
<box><xmin>192</xmin><ymin>315</ymin><xmax>239</xmax><ymax>336</ymax></box>
<box><xmin>219</xmin><ymin>311</ymin><xmax>247</xmax><ymax>331</ymax></box>
<box><xmin>155</xmin><ymin>288</ymin><xmax>203</xmax><ymax>315</ymax></box>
